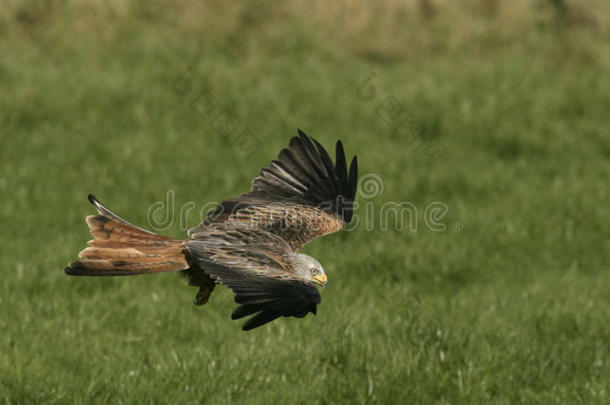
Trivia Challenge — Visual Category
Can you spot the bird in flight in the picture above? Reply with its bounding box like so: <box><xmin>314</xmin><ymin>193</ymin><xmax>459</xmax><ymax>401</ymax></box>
<box><xmin>65</xmin><ymin>130</ymin><xmax>358</xmax><ymax>330</ymax></box>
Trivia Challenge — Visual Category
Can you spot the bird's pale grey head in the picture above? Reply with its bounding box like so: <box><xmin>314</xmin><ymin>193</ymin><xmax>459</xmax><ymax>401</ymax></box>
<box><xmin>292</xmin><ymin>253</ymin><xmax>328</xmax><ymax>288</ymax></box>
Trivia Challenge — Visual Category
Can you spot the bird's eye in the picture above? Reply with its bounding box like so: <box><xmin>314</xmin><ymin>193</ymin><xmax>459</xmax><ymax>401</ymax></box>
<box><xmin>311</xmin><ymin>268</ymin><xmax>319</xmax><ymax>275</ymax></box>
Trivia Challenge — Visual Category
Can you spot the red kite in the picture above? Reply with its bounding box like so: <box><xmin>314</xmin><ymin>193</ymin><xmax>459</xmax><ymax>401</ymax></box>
<box><xmin>66</xmin><ymin>130</ymin><xmax>358</xmax><ymax>330</ymax></box>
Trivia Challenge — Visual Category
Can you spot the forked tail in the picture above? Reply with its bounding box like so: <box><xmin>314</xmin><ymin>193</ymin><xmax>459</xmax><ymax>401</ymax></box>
<box><xmin>65</xmin><ymin>195</ymin><xmax>189</xmax><ymax>276</ymax></box>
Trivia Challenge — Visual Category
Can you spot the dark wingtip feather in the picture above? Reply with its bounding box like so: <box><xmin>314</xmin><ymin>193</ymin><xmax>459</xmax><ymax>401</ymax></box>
<box><xmin>298</xmin><ymin>130</ymin><xmax>317</xmax><ymax>155</ymax></box>
<box><xmin>88</xmin><ymin>194</ymin><xmax>98</xmax><ymax>205</ymax></box>
<box><xmin>336</xmin><ymin>140</ymin><xmax>345</xmax><ymax>160</ymax></box>
<box><xmin>348</xmin><ymin>156</ymin><xmax>358</xmax><ymax>199</ymax></box>
<box><xmin>335</xmin><ymin>141</ymin><xmax>347</xmax><ymax>174</ymax></box>
<box><xmin>312</xmin><ymin>138</ymin><xmax>336</xmax><ymax>178</ymax></box>
<box><xmin>232</xmin><ymin>304</ymin><xmax>263</xmax><ymax>320</ymax></box>
<box><xmin>335</xmin><ymin>140</ymin><xmax>348</xmax><ymax>192</ymax></box>
<box><xmin>296</xmin><ymin>129</ymin><xmax>311</xmax><ymax>149</ymax></box>
<box><xmin>241</xmin><ymin>310</ymin><xmax>282</xmax><ymax>331</ymax></box>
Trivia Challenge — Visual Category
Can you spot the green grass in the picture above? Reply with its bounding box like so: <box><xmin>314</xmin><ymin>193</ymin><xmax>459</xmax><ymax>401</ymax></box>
<box><xmin>1</xmin><ymin>1</ymin><xmax>609</xmax><ymax>403</ymax></box>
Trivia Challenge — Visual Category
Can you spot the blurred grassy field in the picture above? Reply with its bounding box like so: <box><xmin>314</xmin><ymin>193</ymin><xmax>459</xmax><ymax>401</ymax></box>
<box><xmin>1</xmin><ymin>1</ymin><xmax>609</xmax><ymax>403</ymax></box>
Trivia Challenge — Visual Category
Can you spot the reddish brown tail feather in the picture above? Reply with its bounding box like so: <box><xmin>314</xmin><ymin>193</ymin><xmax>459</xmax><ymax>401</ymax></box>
<box><xmin>65</xmin><ymin>195</ymin><xmax>189</xmax><ymax>276</ymax></box>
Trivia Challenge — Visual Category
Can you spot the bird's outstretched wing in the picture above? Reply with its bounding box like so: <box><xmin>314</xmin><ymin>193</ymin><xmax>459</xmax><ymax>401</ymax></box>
<box><xmin>189</xmin><ymin>130</ymin><xmax>358</xmax><ymax>250</ymax></box>
<box><xmin>185</xmin><ymin>224</ymin><xmax>320</xmax><ymax>330</ymax></box>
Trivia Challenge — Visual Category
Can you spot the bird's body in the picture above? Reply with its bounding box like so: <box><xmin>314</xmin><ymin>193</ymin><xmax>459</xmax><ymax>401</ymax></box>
<box><xmin>65</xmin><ymin>130</ymin><xmax>357</xmax><ymax>330</ymax></box>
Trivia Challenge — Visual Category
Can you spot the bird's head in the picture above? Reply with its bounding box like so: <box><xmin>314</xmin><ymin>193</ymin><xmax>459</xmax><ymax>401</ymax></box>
<box><xmin>293</xmin><ymin>253</ymin><xmax>328</xmax><ymax>288</ymax></box>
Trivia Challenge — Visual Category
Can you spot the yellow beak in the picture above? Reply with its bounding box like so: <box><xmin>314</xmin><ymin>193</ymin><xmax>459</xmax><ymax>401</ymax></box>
<box><xmin>313</xmin><ymin>274</ymin><xmax>328</xmax><ymax>288</ymax></box>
